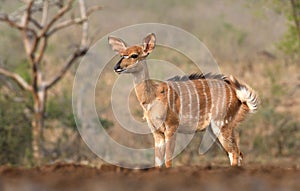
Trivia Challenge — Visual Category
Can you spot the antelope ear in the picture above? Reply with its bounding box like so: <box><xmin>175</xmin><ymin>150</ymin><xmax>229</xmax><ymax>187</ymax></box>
<box><xmin>108</xmin><ymin>36</ymin><xmax>127</xmax><ymax>54</ymax></box>
<box><xmin>143</xmin><ymin>33</ymin><xmax>156</xmax><ymax>55</ymax></box>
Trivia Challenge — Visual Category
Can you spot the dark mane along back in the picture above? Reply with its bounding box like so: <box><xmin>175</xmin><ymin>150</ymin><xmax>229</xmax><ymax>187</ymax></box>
<box><xmin>167</xmin><ymin>73</ymin><xmax>228</xmax><ymax>82</ymax></box>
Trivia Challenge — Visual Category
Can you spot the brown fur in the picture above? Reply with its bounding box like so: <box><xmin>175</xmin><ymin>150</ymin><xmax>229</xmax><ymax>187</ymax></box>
<box><xmin>108</xmin><ymin>33</ymin><xmax>259</xmax><ymax>168</ymax></box>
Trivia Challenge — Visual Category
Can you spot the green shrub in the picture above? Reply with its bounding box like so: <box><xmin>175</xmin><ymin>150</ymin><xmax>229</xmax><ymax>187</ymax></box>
<box><xmin>0</xmin><ymin>93</ymin><xmax>32</xmax><ymax>165</ymax></box>
<box><xmin>271</xmin><ymin>0</ymin><xmax>300</xmax><ymax>60</ymax></box>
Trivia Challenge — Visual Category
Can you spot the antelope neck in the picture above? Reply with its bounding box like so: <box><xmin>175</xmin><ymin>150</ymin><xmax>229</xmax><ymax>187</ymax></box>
<box><xmin>132</xmin><ymin>59</ymin><xmax>156</xmax><ymax>106</ymax></box>
<box><xmin>132</xmin><ymin>59</ymin><xmax>150</xmax><ymax>85</ymax></box>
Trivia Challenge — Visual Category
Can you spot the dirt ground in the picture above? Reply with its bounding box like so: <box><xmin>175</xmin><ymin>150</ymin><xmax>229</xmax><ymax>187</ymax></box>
<box><xmin>0</xmin><ymin>163</ymin><xmax>299</xmax><ymax>191</ymax></box>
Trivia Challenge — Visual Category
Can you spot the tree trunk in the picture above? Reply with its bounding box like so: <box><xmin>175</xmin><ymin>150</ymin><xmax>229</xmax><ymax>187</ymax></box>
<box><xmin>31</xmin><ymin>87</ymin><xmax>46</xmax><ymax>164</ymax></box>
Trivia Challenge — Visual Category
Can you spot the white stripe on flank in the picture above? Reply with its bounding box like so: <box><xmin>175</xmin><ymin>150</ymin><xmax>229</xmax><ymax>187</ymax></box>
<box><xmin>215</xmin><ymin>82</ymin><xmax>220</xmax><ymax>116</ymax></box>
<box><xmin>200</xmin><ymin>80</ymin><xmax>208</xmax><ymax>118</ymax></box>
<box><xmin>168</xmin><ymin>82</ymin><xmax>176</xmax><ymax>112</ymax></box>
<box><xmin>191</xmin><ymin>80</ymin><xmax>200</xmax><ymax>121</ymax></box>
<box><xmin>220</xmin><ymin>82</ymin><xmax>226</xmax><ymax>119</ymax></box>
<box><xmin>218</xmin><ymin>83</ymin><xmax>224</xmax><ymax>119</ymax></box>
<box><xmin>183</xmin><ymin>82</ymin><xmax>192</xmax><ymax>119</ymax></box>
<box><xmin>174</xmin><ymin>82</ymin><xmax>182</xmax><ymax>119</ymax></box>
<box><xmin>225</xmin><ymin>83</ymin><xmax>232</xmax><ymax>112</ymax></box>
<box><xmin>172</xmin><ymin>83</ymin><xmax>176</xmax><ymax>112</ymax></box>
<box><xmin>207</xmin><ymin>80</ymin><xmax>214</xmax><ymax>115</ymax></box>
<box><xmin>167</xmin><ymin>82</ymin><xmax>171</xmax><ymax>110</ymax></box>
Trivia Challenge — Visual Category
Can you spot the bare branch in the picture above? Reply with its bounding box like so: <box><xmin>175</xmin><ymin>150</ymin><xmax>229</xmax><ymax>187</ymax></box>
<box><xmin>41</xmin><ymin>0</ymin><xmax>49</xmax><ymax>26</ymax></box>
<box><xmin>0</xmin><ymin>13</ymin><xmax>27</xmax><ymax>30</ymax></box>
<box><xmin>10</xmin><ymin>0</ymin><xmax>54</xmax><ymax>19</ymax></box>
<box><xmin>39</xmin><ymin>0</ymin><xmax>74</xmax><ymax>38</ymax></box>
<box><xmin>79</xmin><ymin>0</ymin><xmax>88</xmax><ymax>48</ymax></box>
<box><xmin>1</xmin><ymin>0</ymin><xmax>102</xmax><ymax>90</ymax></box>
<box><xmin>30</xmin><ymin>17</ymin><xmax>43</xmax><ymax>29</ymax></box>
<box><xmin>45</xmin><ymin>0</ymin><xmax>102</xmax><ymax>89</ymax></box>
<box><xmin>0</xmin><ymin>13</ymin><xmax>37</xmax><ymax>38</ymax></box>
<box><xmin>36</xmin><ymin>37</ymin><xmax>48</xmax><ymax>64</ymax></box>
<box><xmin>46</xmin><ymin>0</ymin><xmax>101</xmax><ymax>89</ymax></box>
<box><xmin>21</xmin><ymin>0</ymin><xmax>34</xmax><ymax>27</ymax></box>
<box><xmin>22</xmin><ymin>0</ymin><xmax>39</xmax><ymax>56</ymax></box>
<box><xmin>46</xmin><ymin>17</ymin><xmax>87</xmax><ymax>36</ymax></box>
<box><xmin>0</xmin><ymin>67</ymin><xmax>32</xmax><ymax>91</ymax></box>
<box><xmin>45</xmin><ymin>48</ymin><xmax>88</xmax><ymax>89</ymax></box>
<box><xmin>21</xmin><ymin>1</ymin><xmax>40</xmax><ymax>92</ymax></box>
<box><xmin>46</xmin><ymin>4</ymin><xmax>101</xmax><ymax>37</ymax></box>
<box><xmin>87</xmin><ymin>5</ymin><xmax>103</xmax><ymax>16</ymax></box>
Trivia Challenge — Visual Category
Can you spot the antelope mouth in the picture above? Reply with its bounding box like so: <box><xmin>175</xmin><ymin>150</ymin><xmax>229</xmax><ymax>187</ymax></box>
<box><xmin>114</xmin><ymin>68</ymin><xmax>126</xmax><ymax>74</ymax></box>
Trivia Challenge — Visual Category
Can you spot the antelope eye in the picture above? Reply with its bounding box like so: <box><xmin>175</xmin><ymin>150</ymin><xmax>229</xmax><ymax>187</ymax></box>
<box><xmin>130</xmin><ymin>54</ymin><xmax>139</xmax><ymax>58</ymax></box>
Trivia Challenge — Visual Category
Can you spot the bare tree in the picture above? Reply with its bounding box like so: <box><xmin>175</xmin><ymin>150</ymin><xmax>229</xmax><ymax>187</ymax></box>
<box><xmin>0</xmin><ymin>0</ymin><xmax>101</xmax><ymax>163</ymax></box>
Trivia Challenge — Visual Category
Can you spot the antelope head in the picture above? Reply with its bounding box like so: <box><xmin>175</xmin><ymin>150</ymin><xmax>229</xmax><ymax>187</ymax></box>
<box><xmin>108</xmin><ymin>33</ymin><xmax>156</xmax><ymax>74</ymax></box>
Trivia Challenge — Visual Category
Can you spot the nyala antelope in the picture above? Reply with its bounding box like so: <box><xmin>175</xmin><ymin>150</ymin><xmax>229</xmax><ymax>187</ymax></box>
<box><xmin>108</xmin><ymin>33</ymin><xmax>259</xmax><ymax>168</ymax></box>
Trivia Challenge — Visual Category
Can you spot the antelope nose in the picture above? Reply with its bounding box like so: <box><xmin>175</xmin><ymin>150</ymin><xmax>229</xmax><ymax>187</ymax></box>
<box><xmin>114</xmin><ymin>57</ymin><xmax>124</xmax><ymax>73</ymax></box>
<box><xmin>114</xmin><ymin>63</ymin><xmax>123</xmax><ymax>73</ymax></box>
<box><xmin>114</xmin><ymin>64</ymin><xmax>120</xmax><ymax>71</ymax></box>
<box><xmin>114</xmin><ymin>64</ymin><xmax>123</xmax><ymax>72</ymax></box>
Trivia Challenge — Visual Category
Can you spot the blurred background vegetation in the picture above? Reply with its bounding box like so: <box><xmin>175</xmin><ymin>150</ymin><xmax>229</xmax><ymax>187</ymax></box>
<box><xmin>0</xmin><ymin>0</ymin><xmax>299</xmax><ymax>166</ymax></box>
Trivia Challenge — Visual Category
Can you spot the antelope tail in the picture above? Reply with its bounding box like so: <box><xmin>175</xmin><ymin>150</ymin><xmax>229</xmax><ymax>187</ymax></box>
<box><xmin>228</xmin><ymin>75</ymin><xmax>259</xmax><ymax>113</ymax></box>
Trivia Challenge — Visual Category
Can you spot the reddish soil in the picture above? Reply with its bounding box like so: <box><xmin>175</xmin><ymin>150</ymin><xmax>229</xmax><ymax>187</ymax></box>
<box><xmin>0</xmin><ymin>163</ymin><xmax>299</xmax><ymax>191</ymax></box>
